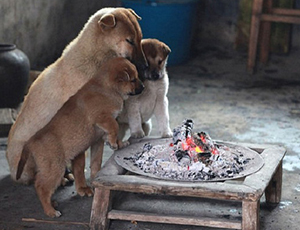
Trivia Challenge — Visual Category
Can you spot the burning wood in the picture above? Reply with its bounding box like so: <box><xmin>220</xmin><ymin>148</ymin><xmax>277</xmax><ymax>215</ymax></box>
<box><xmin>121</xmin><ymin>119</ymin><xmax>260</xmax><ymax>181</ymax></box>
<box><xmin>172</xmin><ymin>119</ymin><xmax>220</xmax><ymax>165</ymax></box>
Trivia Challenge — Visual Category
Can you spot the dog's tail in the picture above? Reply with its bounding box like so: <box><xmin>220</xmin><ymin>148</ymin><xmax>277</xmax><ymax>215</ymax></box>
<box><xmin>16</xmin><ymin>144</ymin><xmax>31</xmax><ymax>180</ymax></box>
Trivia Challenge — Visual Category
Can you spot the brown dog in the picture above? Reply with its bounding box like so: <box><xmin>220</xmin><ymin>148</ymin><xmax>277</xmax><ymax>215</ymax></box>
<box><xmin>7</xmin><ymin>7</ymin><xmax>147</xmax><ymax>184</ymax></box>
<box><xmin>16</xmin><ymin>57</ymin><xmax>144</xmax><ymax>218</ymax></box>
<box><xmin>118</xmin><ymin>38</ymin><xmax>172</xmax><ymax>139</ymax></box>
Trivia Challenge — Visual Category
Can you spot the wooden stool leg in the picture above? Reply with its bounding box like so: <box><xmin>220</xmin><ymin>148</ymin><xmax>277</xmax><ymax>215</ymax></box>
<box><xmin>247</xmin><ymin>0</ymin><xmax>264</xmax><ymax>72</ymax></box>
<box><xmin>259</xmin><ymin>0</ymin><xmax>273</xmax><ymax>64</ymax></box>
<box><xmin>265</xmin><ymin>161</ymin><xmax>283</xmax><ymax>204</ymax></box>
<box><xmin>90</xmin><ymin>188</ymin><xmax>112</xmax><ymax>230</ymax></box>
<box><xmin>242</xmin><ymin>200</ymin><xmax>260</xmax><ymax>230</ymax></box>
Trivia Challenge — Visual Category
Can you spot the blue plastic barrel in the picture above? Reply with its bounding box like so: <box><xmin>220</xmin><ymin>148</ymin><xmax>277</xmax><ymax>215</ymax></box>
<box><xmin>121</xmin><ymin>0</ymin><xmax>197</xmax><ymax>65</ymax></box>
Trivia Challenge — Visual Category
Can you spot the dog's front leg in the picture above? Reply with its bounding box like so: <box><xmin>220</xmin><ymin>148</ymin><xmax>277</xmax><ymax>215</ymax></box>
<box><xmin>95</xmin><ymin>119</ymin><xmax>119</xmax><ymax>150</ymax></box>
<box><xmin>72</xmin><ymin>152</ymin><xmax>94</xmax><ymax>197</ymax></box>
<box><xmin>154</xmin><ymin>95</ymin><xmax>172</xmax><ymax>137</ymax></box>
<box><xmin>128</xmin><ymin>108</ymin><xmax>145</xmax><ymax>139</ymax></box>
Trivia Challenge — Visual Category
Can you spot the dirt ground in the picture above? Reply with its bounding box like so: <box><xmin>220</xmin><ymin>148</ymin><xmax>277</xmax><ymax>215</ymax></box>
<box><xmin>0</xmin><ymin>43</ymin><xmax>300</xmax><ymax>230</ymax></box>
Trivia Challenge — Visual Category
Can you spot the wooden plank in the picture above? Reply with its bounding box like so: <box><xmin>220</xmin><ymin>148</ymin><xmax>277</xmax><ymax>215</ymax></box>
<box><xmin>89</xmin><ymin>188</ymin><xmax>111</xmax><ymax>230</ymax></box>
<box><xmin>265</xmin><ymin>161</ymin><xmax>283</xmax><ymax>204</ymax></box>
<box><xmin>108</xmin><ymin>209</ymin><xmax>242</xmax><ymax>229</ymax></box>
<box><xmin>242</xmin><ymin>200</ymin><xmax>260</xmax><ymax>230</ymax></box>
<box><xmin>261</xmin><ymin>14</ymin><xmax>300</xmax><ymax>24</ymax></box>
<box><xmin>247</xmin><ymin>0</ymin><xmax>264</xmax><ymax>72</ymax></box>
<box><xmin>259</xmin><ymin>0</ymin><xmax>272</xmax><ymax>64</ymax></box>
<box><xmin>96</xmin><ymin>153</ymin><xmax>127</xmax><ymax>177</ymax></box>
<box><xmin>272</xmin><ymin>8</ymin><xmax>300</xmax><ymax>16</ymax></box>
<box><xmin>239</xmin><ymin>0</ymin><xmax>295</xmax><ymax>70</ymax></box>
<box><xmin>243</xmin><ymin>146</ymin><xmax>286</xmax><ymax>194</ymax></box>
<box><xmin>93</xmin><ymin>174</ymin><xmax>258</xmax><ymax>201</ymax></box>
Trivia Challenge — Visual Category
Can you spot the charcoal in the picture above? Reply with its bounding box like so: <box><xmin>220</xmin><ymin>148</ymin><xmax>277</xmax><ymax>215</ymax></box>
<box><xmin>143</xmin><ymin>143</ymin><xmax>153</xmax><ymax>152</ymax></box>
<box><xmin>175</xmin><ymin>150</ymin><xmax>188</xmax><ymax>161</ymax></box>
<box><xmin>122</xmin><ymin>120</ymin><xmax>255</xmax><ymax>181</ymax></box>
<box><xmin>172</xmin><ymin>119</ymin><xmax>194</xmax><ymax>145</ymax></box>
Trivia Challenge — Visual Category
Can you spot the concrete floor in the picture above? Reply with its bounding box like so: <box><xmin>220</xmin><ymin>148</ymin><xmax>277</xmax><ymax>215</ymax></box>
<box><xmin>0</xmin><ymin>44</ymin><xmax>300</xmax><ymax>230</ymax></box>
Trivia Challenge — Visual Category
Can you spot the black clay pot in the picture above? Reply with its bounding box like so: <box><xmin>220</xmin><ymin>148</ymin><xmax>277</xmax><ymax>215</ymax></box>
<box><xmin>0</xmin><ymin>44</ymin><xmax>30</xmax><ymax>108</ymax></box>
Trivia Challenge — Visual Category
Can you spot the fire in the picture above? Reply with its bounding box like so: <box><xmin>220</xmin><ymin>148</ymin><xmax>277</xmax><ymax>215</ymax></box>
<box><xmin>172</xmin><ymin>119</ymin><xmax>220</xmax><ymax>165</ymax></box>
<box><xmin>181</xmin><ymin>137</ymin><xmax>204</xmax><ymax>153</ymax></box>
<box><xmin>195</xmin><ymin>146</ymin><xmax>202</xmax><ymax>153</ymax></box>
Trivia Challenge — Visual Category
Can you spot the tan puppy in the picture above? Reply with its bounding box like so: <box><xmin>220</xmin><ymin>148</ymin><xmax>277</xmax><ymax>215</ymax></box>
<box><xmin>117</xmin><ymin>38</ymin><xmax>172</xmax><ymax>139</ymax></box>
<box><xmin>16</xmin><ymin>57</ymin><xmax>144</xmax><ymax>218</ymax></box>
<box><xmin>7</xmin><ymin>7</ymin><xmax>147</xmax><ymax>184</ymax></box>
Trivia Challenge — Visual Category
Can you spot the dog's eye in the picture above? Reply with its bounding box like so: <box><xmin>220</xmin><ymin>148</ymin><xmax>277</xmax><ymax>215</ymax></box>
<box><xmin>131</xmin><ymin>79</ymin><xmax>137</xmax><ymax>83</ymax></box>
<box><xmin>158</xmin><ymin>60</ymin><xmax>163</xmax><ymax>65</ymax></box>
<box><xmin>126</xmin><ymin>39</ymin><xmax>135</xmax><ymax>46</ymax></box>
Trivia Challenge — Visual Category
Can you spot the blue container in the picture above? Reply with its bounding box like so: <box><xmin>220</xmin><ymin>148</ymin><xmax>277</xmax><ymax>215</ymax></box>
<box><xmin>122</xmin><ymin>0</ymin><xmax>197</xmax><ymax>65</ymax></box>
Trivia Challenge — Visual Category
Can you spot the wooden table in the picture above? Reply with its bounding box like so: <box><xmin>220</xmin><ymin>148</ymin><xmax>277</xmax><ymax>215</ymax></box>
<box><xmin>90</xmin><ymin>140</ymin><xmax>286</xmax><ymax>230</ymax></box>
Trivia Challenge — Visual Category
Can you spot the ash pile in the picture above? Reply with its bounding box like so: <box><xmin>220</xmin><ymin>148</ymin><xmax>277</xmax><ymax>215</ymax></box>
<box><xmin>124</xmin><ymin>119</ymin><xmax>252</xmax><ymax>181</ymax></box>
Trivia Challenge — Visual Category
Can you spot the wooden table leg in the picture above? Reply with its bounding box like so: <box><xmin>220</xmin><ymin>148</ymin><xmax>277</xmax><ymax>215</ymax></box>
<box><xmin>259</xmin><ymin>0</ymin><xmax>273</xmax><ymax>64</ymax></box>
<box><xmin>242</xmin><ymin>200</ymin><xmax>260</xmax><ymax>230</ymax></box>
<box><xmin>90</xmin><ymin>188</ymin><xmax>112</xmax><ymax>230</ymax></box>
<box><xmin>265</xmin><ymin>161</ymin><xmax>283</xmax><ymax>204</ymax></box>
<box><xmin>247</xmin><ymin>0</ymin><xmax>264</xmax><ymax>72</ymax></box>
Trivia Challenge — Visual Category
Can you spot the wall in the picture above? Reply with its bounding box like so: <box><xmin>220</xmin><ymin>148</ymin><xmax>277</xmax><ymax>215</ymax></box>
<box><xmin>1</xmin><ymin>0</ymin><xmax>299</xmax><ymax>70</ymax></box>
<box><xmin>196</xmin><ymin>0</ymin><xmax>240</xmax><ymax>46</ymax></box>
<box><xmin>0</xmin><ymin>0</ymin><xmax>118</xmax><ymax>69</ymax></box>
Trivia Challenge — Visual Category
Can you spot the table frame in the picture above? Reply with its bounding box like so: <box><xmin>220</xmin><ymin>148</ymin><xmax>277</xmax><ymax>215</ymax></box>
<box><xmin>90</xmin><ymin>140</ymin><xmax>286</xmax><ymax>230</ymax></box>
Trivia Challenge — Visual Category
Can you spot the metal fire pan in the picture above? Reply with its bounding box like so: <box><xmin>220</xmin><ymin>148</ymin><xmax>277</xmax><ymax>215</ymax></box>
<box><xmin>114</xmin><ymin>138</ymin><xmax>264</xmax><ymax>182</ymax></box>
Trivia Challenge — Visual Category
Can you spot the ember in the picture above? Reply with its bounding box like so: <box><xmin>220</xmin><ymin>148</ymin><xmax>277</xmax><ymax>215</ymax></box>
<box><xmin>118</xmin><ymin>119</ymin><xmax>264</xmax><ymax>182</ymax></box>
<box><xmin>172</xmin><ymin>119</ymin><xmax>220</xmax><ymax>165</ymax></box>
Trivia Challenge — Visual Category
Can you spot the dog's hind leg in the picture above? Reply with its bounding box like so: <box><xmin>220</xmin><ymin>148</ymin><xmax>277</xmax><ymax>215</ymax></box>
<box><xmin>72</xmin><ymin>152</ymin><xmax>94</xmax><ymax>196</ymax></box>
<box><xmin>34</xmin><ymin>166</ymin><xmax>64</xmax><ymax>217</ymax></box>
<box><xmin>142</xmin><ymin>120</ymin><xmax>152</xmax><ymax>136</ymax></box>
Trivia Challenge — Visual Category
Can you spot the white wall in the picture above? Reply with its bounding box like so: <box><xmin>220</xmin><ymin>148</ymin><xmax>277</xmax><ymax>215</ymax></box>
<box><xmin>0</xmin><ymin>0</ymin><xmax>119</xmax><ymax>69</ymax></box>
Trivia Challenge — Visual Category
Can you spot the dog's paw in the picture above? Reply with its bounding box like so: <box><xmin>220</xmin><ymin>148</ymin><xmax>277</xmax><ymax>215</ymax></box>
<box><xmin>77</xmin><ymin>186</ymin><xmax>94</xmax><ymax>197</ymax></box>
<box><xmin>118</xmin><ymin>140</ymin><xmax>130</xmax><ymax>149</ymax></box>
<box><xmin>106</xmin><ymin>141</ymin><xmax>118</xmax><ymax>150</ymax></box>
<box><xmin>60</xmin><ymin>168</ymin><xmax>75</xmax><ymax>186</ymax></box>
<box><xmin>161</xmin><ymin>129</ymin><xmax>173</xmax><ymax>138</ymax></box>
<box><xmin>60</xmin><ymin>178</ymin><xmax>68</xmax><ymax>186</ymax></box>
<box><xmin>130</xmin><ymin>130</ymin><xmax>145</xmax><ymax>139</ymax></box>
<box><xmin>161</xmin><ymin>132</ymin><xmax>173</xmax><ymax>138</ymax></box>
<box><xmin>65</xmin><ymin>170</ymin><xmax>75</xmax><ymax>182</ymax></box>
<box><xmin>45</xmin><ymin>208</ymin><xmax>62</xmax><ymax>218</ymax></box>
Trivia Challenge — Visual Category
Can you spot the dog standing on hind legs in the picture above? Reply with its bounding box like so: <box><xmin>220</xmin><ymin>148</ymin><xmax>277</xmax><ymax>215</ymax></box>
<box><xmin>6</xmin><ymin>7</ymin><xmax>147</xmax><ymax>184</ymax></box>
<box><xmin>16</xmin><ymin>58</ymin><xmax>144</xmax><ymax>218</ymax></box>
<box><xmin>89</xmin><ymin>38</ymin><xmax>172</xmax><ymax>180</ymax></box>
<box><xmin>117</xmin><ymin>38</ymin><xmax>173</xmax><ymax>140</ymax></box>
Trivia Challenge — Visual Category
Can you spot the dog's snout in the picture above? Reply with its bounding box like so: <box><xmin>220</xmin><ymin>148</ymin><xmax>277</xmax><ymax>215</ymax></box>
<box><xmin>151</xmin><ymin>72</ymin><xmax>160</xmax><ymax>80</ymax></box>
<box><xmin>133</xmin><ymin>81</ymin><xmax>144</xmax><ymax>95</ymax></box>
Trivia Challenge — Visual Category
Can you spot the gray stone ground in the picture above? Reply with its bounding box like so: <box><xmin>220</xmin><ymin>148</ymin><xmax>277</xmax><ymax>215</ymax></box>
<box><xmin>0</xmin><ymin>44</ymin><xmax>300</xmax><ymax>230</ymax></box>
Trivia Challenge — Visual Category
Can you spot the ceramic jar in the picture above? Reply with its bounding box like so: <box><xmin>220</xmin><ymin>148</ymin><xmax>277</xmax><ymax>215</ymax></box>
<box><xmin>0</xmin><ymin>44</ymin><xmax>30</xmax><ymax>108</ymax></box>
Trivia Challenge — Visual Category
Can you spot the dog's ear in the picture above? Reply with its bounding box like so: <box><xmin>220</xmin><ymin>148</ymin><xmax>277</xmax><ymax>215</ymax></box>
<box><xmin>128</xmin><ymin>8</ymin><xmax>142</xmax><ymax>20</ymax></box>
<box><xmin>162</xmin><ymin>44</ymin><xmax>171</xmax><ymax>57</ymax></box>
<box><xmin>98</xmin><ymin>14</ymin><xmax>116</xmax><ymax>29</ymax></box>
<box><xmin>117</xmin><ymin>71</ymin><xmax>130</xmax><ymax>82</ymax></box>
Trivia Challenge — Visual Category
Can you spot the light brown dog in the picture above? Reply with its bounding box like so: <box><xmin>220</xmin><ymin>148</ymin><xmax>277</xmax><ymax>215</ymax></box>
<box><xmin>7</xmin><ymin>7</ymin><xmax>147</xmax><ymax>184</ymax></box>
<box><xmin>118</xmin><ymin>38</ymin><xmax>172</xmax><ymax>139</ymax></box>
<box><xmin>16</xmin><ymin>57</ymin><xmax>144</xmax><ymax>218</ymax></box>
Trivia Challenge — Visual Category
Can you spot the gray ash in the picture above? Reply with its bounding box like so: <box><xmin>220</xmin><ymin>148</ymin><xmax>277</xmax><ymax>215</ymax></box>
<box><xmin>123</xmin><ymin>120</ymin><xmax>253</xmax><ymax>181</ymax></box>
